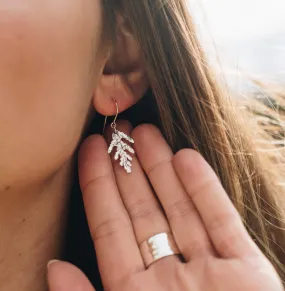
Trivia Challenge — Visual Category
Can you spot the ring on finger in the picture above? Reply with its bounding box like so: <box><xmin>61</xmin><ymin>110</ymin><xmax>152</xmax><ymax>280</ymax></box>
<box><xmin>139</xmin><ymin>232</ymin><xmax>182</xmax><ymax>268</ymax></box>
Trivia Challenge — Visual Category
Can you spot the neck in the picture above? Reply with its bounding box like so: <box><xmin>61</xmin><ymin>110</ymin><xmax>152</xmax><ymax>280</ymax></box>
<box><xmin>0</xmin><ymin>162</ymin><xmax>74</xmax><ymax>291</ymax></box>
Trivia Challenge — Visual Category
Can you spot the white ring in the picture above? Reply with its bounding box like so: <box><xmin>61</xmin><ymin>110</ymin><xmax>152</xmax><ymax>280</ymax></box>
<box><xmin>139</xmin><ymin>232</ymin><xmax>181</xmax><ymax>268</ymax></box>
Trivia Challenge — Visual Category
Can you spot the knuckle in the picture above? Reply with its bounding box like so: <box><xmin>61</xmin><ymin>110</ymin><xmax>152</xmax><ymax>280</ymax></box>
<box><xmin>91</xmin><ymin>217</ymin><xmax>131</xmax><ymax>243</ymax></box>
<box><xmin>190</xmin><ymin>178</ymin><xmax>220</xmax><ymax>201</ymax></box>
<box><xmin>128</xmin><ymin>197</ymin><xmax>162</xmax><ymax>221</ymax></box>
<box><xmin>206</xmin><ymin>211</ymin><xmax>236</xmax><ymax>233</ymax></box>
<box><xmin>81</xmin><ymin>173</ymin><xmax>112</xmax><ymax>195</ymax></box>
<box><xmin>146</xmin><ymin>159</ymin><xmax>172</xmax><ymax>176</ymax></box>
<box><xmin>167</xmin><ymin>198</ymin><xmax>196</xmax><ymax>222</ymax></box>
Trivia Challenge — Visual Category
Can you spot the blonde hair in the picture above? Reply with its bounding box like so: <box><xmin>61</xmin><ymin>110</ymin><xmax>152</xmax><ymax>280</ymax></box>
<box><xmin>102</xmin><ymin>0</ymin><xmax>285</xmax><ymax>281</ymax></box>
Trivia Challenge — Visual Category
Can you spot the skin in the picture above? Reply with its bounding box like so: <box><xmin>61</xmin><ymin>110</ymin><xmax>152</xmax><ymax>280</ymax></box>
<box><xmin>48</xmin><ymin>122</ymin><xmax>283</xmax><ymax>291</ymax></box>
<box><xmin>0</xmin><ymin>0</ymin><xmax>105</xmax><ymax>187</ymax></box>
<box><xmin>0</xmin><ymin>1</ymin><xmax>145</xmax><ymax>290</ymax></box>
<box><xmin>0</xmin><ymin>1</ymin><xmax>106</xmax><ymax>290</ymax></box>
<box><xmin>0</xmin><ymin>0</ymin><xmax>282</xmax><ymax>290</ymax></box>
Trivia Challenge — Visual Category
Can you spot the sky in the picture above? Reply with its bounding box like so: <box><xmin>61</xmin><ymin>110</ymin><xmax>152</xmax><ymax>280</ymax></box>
<box><xmin>189</xmin><ymin>0</ymin><xmax>285</xmax><ymax>41</ymax></box>
<box><xmin>188</xmin><ymin>0</ymin><xmax>285</xmax><ymax>89</ymax></box>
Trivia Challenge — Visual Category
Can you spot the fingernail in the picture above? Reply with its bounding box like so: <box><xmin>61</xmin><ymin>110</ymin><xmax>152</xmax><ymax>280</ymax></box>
<box><xmin>47</xmin><ymin>259</ymin><xmax>60</xmax><ymax>270</ymax></box>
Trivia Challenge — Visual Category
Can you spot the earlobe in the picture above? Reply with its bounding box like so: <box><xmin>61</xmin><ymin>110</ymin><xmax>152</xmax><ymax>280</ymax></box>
<box><xmin>93</xmin><ymin>70</ymin><xmax>149</xmax><ymax>116</ymax></box>
<box><xmin>92</xmin><ymin>16</ymin><xmax>149</xmax><ymax>116</ymax></box>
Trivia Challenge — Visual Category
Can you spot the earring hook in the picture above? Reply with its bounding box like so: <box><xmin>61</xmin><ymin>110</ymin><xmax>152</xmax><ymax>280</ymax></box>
<box><xmin>102</xmin><ymin>75</ymin><xmax>118</xmax><ymax>134</ymax></box>
<box><xmin>111</xmin><ymin>100</ymin><xmax>119</xmax><ymax>129</ymax></box>
<box><xmin>102</xmin><ymin>100</ymin><xmax>119</xmax><ymax>134</ymax></box>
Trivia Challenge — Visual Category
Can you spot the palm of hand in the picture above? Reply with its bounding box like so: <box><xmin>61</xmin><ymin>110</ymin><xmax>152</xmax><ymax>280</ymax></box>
<box><xmin>47</xmin><ymin>124</ymin><xmax>283</xmax><ymax>291</ymax></box>
<box><xmin>111</xmin><ymin>257</ymin><xmax>282</xmax><ymax>291</ymax></box>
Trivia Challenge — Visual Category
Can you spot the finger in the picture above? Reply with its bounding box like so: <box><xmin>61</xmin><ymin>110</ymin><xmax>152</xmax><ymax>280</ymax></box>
<box><xmin>133</xmin><ymin>124</ymin><xmax>213</xmax><ymax>261</ymax></box>
<box><xmin>173</xmin><ymin>149</ymin><xmax>262</xmax><ymax>259</ymax></box>
<box><xmin>106</xmin><ymin>121</ymin><xmax>179</xmax><ymax>266</ymax></box>
<box><xmin>78</xmin><ymin>135</ymin><xmax>144</xmax><ymax>288</ymax></box>
<box><xmin>47</xmin><ymin>261</ymin><xmax>95</xmax><ymax>291</ymax></box>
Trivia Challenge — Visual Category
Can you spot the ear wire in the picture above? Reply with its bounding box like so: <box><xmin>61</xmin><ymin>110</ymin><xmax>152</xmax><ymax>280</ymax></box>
<box><xmin>102</xmin><ymin>100</ymin><xmax>119</xmax><ymax>135</ymax></box>
<box><xmin>102</xmin><ymin>76</ymin><xmax>118</xmax><ymax>135</ymax></box>
<box><xmin>111</xmin><ymin>101</ymin><xmax>119</xmax><ymax>129</ymax></box>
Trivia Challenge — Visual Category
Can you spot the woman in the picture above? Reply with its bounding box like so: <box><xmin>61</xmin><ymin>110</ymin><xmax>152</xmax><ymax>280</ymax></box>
<box><xmin>0</xmin><ymin>0</ymin><xmax>284</xmax><ymax>290</ymax></box>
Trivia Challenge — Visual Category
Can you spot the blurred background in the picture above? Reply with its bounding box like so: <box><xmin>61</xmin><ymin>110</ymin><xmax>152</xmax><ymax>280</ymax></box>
<box><xmin>189</xmin><ymin>0</ymin><xmax>284</xmax><ymax>180</ymax></box>
<box><xmin>189</xmin><ymin>0</ymin><xmax>285</xmax><ymax>92</ymax></box>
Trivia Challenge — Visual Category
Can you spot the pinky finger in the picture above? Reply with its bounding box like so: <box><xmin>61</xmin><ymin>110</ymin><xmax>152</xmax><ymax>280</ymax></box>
<box><xmin>173</xmin><ymin>149</ymin><xmax>262</xmax><ymax>259</ymax></box>
<box><xmin>47</xmin><ymin>261</ymin><xmax>95</xmax><ymax>291</ymax></box>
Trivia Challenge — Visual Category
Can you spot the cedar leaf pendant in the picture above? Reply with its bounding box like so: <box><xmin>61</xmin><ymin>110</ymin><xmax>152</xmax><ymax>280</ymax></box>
<box><xmin>108</xmin><ymin>130</ymin><xmax>135</xmax><ymax>173</ymax></box>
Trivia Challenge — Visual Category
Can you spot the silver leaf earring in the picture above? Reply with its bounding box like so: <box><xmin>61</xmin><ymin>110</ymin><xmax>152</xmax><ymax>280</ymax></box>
<box><xmin>103</xmin><ymin>101</ymin><xmax>135</xmax><ymax>174</ymax></box>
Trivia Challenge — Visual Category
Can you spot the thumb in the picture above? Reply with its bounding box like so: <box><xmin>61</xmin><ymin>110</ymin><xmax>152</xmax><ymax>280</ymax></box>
<box><xmin>47</xmin><ymin>260</ymin><xmax>95</xmax><ymax>291</ymax></box>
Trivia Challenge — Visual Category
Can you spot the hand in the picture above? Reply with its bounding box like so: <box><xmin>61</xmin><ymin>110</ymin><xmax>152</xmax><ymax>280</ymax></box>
<box><xmin>48</xmin><ymin>122</ymin><xmax>283</xmax><ymax>291</ymax></box>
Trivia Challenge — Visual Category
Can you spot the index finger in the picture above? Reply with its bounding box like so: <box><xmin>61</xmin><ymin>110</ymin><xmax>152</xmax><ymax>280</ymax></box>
<box><xmin>78</xmin><ymin>135</ymin><xmax>144</xmax><ymax>288</ymax></box>
<box><xmin>173</xmin><ymin>149</ymin><xmax>261</xmax><ymax>259</ymax></box>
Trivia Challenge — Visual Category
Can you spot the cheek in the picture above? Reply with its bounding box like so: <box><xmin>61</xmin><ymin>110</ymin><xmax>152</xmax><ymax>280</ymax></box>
<box><xmin>0</xmin><ymin>0</ymin><xmax>103</xmax><ymax>185</ymax></box>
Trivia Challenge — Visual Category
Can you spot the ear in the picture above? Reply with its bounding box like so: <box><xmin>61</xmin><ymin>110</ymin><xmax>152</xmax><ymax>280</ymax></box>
<box><xmin>93</xmin><ymin>16</ymin><xmax>149</xmax><ymax>116</ymax></box>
